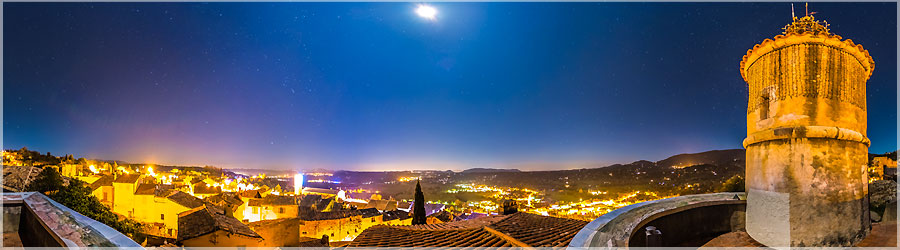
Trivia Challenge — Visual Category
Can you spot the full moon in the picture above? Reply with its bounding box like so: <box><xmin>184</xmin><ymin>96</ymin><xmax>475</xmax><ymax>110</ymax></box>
<box><xmin>416</xmin><ymin>5</ymin><xmax>437</xmax><ymax>20</ymax></box>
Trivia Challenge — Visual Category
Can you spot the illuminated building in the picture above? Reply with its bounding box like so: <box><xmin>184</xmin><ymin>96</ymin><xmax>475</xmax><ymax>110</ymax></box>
<box><xmin>133</xmin><ymin>188</ymin><xmax>205</xmax><ymax>238</ymax></box>
<box><xmin>111</xmin><ymin>174</ymin><xmax>143</xmax><ymax>217</ymax></box>
<box><xmin>89</xmin><ymin>175</ymin><xmax>115</xmax><ymax>208</ymax></box>
<box><xmin>740</xmin><ymin>13</ymin><xmax>873</xmax><ymax>246</ymax></box>
<box><xmin>871</xmin><ymin>156</ymin><xmax>898</xmax><ymax>181</ymax></box>
<box><xmin>297</xmin><ymin>208</ymin><xmax>382</xmax><ymax>242</ymax></box>
<box><xmin>243</xmin><ymin>195</ymin><xmax>299</xmax><ymax>222</ymax></box>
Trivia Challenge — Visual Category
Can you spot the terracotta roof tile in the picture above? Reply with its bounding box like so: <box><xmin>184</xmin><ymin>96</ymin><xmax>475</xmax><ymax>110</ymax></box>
<box><xmin>488</xmin><ymin>212</ymin><xmax>589</xmax><ymax>247</ymax></box>
<box><xmin>134</xmin><ymin>183</ymin><xmax>156</xmax><ymax>195</ymax></box>
<box><xmin>397</xmin><ymin>214</ymin><xmax>507</xmax><ymax>231</ymax></box>
<box><xmin>113</xmin><ymin>174</ymin><xmax>141</xmax><ymax>184</ymax></box>
<box><xmin>204</xmin><ymin>192</ymin><xmax>243</xmax><ymax>206</ymax></box>
<box><xmin>177</xmin><ymin>205</ymin><xmax>261</xmax><ymax>242</ymax></box>
<box><xmin>167</xmin><ymin>191</ymin><xmax>206</xmax><ymax>209</ymax></box>
<box><xmin>350</xmin><ymin>212</ymin><xmax>587</xmax><ymax>247</ymax></box>
<box><xmin>348</xmin><ymin>226</ymin><xmax>513</xmax><ymax>247</ymax></box>
<box><xmin>382</xmin><ymin>210</ymin><xmax>410</xmax><ymax>221</ymax></box>
<box><xmin>192</xmin><ymin>183</ymin><xmax>221</xmax><ymax>194</ymax></box>
<box><xmin>89</xmin><ymin>175</ymin><xmax>114</xmax><ymax>191</ymax></box>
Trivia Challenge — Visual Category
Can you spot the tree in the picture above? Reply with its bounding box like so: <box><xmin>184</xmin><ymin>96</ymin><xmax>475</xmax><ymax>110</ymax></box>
<box><xmin>718</xmin><ymin>174</ymin><xmax>745</xmax><ymax>192</ymax></box>
<box><xmin>26</xmin><ymin>167</ymin><xmax>143</xmax><ymax>238</ymax></box>
<box><xmin>412</xmin><ymin>180</ymin><xmax>426</xmax><ymax>225</ymax></box>
<box><xmin>27</xmin><ymin>167</ymin><xmax>64</xmax><ymax>194</ymax></box>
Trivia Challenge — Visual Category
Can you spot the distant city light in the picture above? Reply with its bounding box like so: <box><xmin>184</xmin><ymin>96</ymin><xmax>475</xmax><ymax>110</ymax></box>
<box><xmin>294</xmin><ymin>173</ymin><xmax>304</xmax><ymax>195</ymax></box>
<box><xmin>416</xmin><ymin>5</ymin><xmax>437</xmax><ymax>20</ymax></box>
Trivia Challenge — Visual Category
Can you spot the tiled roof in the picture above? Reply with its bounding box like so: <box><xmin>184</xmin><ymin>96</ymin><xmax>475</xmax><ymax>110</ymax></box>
<box><xmin>177</xmin><ymin>205</ymin><xmax>261</xmax><ymax>242</ymax></box>
<box><xmin>398</xmin><ymin>214</ymin><xmax>507</xmax><ymax>231</ymax></box>
<box><xmin>365</xmin><ymin>200</ymin><xmax>398</xmax><ymax>211</ymax></box>
<box><xmin>348</xmin><ymin>226</ymin><xmax>513</xmax><ymax>247</ymax></box>
<box><xmin>485</xmin><ymin>212</ymin><xmax>588</xmax><ymax>247</ymax></box>
<box><xmin>298</xmin><ymin>208</ymin><xmax>380</xmax><ymax>221</ymax></box>
<box><xmin>204</xmin><ymin>192</ymin><xmax>243</xmax><ymax>206</ymax></box>
<box><xmin>298</xmin><ymin>194</ymin><xmax>323</xmax><ymax>208</ymax></box>
<box><xmin>240</xmin><ymin>190</ymin><xmax>262</xmax><ymax>199</ymax></box>
<box><xmin>113</xmin><ymin>174</ymin><xmax>141</xmax><ymax>184</ymax></box>
<box><xmin>349</xmin><ymin>212</ymin><xmax>588</xmax><ymax>247</ymax></box>
<box><xmin>382</xmin><ymin>210</ymin><xmax>411</xmax><ymax>221</ymax></box>
<box><xmin>250</xmin><ymin>195</ymin><xmax>296</xmax><ymax>206</ymax></box>
<box><xmin>1</xmin><ymin>165</ymin><xmax>42</xmax><ymax>192</ymax></box>
<box><xmin>427</xmin><ymin>210</ymin><xmax>453</xmax><ymax>223</ymax></box>
<box><xmin>315</xmin><ymin>197</ymin><xmax>333</xmax><ymax>211</ymax></box>
<box><xmin>302</xmin><ymin>187</ymin><xmax>340</xmax><ymax>195</ymax></box>
<box><xmin>89</xmin><ymin>175</ymin><xmax>115</xmax><ymax>191</ymax></box>
<box><xmin>154</xmin><ymin>184</ymin><xmax>175</xmax><ymax>197</ymax></box>
<box><xmin>192</xmin><ymin>184</ymin><xmax>221</xmax><ymax>194</ymax></box>
<box><xmin>166</xmin><ymin>191</ymin><xmax>206</xmax><ymax>209</ymax></box>
<box><xmin>134</xmin><ymin>184</ymin><xmax>156</xmax><ymax>195</ymax></box>
<box><xmin>297</xmin><ymin>237</ymin><xmax>330</xmax><ymax>247</ymax></box>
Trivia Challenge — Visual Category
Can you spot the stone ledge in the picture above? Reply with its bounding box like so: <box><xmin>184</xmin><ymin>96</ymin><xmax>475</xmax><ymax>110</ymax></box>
<box><xmin>743</xmin><ymin>125</ymin><xmax>870</xmax><ymax>148</ymax></box>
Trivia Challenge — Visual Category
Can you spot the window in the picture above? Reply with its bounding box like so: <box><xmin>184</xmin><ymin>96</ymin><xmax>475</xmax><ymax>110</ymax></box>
<box><xmin>168</xmin><ymin>229</ymin><xmax>173</xmax><ymax>235</ymax></box>
<box><xmin>253</xmin><ymin>207</ymin><xmax>259</xmax><ymax>214</ymax></box>
<box><xmin>760</xmin><ymin>95</ymin><xmax>770</xmax><ymax>120</ymax></box>
<box><xmin>161</xmin><ymin>214</ymin><xmax>165</xmax><ymax>220</ymax></box>
<box><xmin>279</xmin><ymin>207</ymin><xmax>285</xmax><ymax>213</ymax></box>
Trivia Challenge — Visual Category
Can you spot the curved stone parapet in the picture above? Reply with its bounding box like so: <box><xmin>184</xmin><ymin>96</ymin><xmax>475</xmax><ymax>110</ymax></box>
<box><xmin>567</xmin><ymin>192</ymin><xmax>746</xmax><ymax>249</ymax></box>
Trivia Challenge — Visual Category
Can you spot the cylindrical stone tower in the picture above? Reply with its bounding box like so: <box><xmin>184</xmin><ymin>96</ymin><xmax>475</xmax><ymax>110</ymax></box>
<box><xmin>739</xmin><ymin>14</ymin><xmax>874</xmax><ymax>247</ymax></box>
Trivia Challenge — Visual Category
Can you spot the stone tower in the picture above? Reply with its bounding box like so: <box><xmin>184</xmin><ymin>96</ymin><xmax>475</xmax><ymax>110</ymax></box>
<box><xmin>739</xmin><ymin>14</ymin><xmax>874</xmax><ymax>247</ymax></box>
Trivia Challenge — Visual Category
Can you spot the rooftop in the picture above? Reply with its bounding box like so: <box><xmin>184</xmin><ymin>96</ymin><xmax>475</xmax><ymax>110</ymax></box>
<box><xmin>349</xmin><ymin>212</ymin><xmax>587</xmax><ymax>247</ymax></box>
<box><xmin>177</xmin><ymin>205</ymin><xmax>261</xmax><ymax>242</ymax></box>
<box><xmin>112</xmin><ymin>174</ymin><xmax>141</xmax><ymax>184</ymax></box>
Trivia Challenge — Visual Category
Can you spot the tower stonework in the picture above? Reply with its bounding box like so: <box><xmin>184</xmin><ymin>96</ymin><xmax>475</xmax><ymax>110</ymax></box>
<box><xmin>740</xmin><ymin>15</ymin><xmax>874</xmax><ymax>247</ymax></box>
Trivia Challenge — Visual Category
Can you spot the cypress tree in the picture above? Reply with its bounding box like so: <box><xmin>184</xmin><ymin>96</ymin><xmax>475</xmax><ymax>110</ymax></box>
<box><xmin>412</xmin><ymin>180</ymin><xmax>427</xmax><ymax>225</ymax></box>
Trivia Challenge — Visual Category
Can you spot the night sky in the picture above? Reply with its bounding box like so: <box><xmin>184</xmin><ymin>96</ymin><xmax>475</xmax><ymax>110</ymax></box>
<box><xmin>4</xmin><ymin>2</ymin><xmax>897</xmax><ymax>171</ymax></box>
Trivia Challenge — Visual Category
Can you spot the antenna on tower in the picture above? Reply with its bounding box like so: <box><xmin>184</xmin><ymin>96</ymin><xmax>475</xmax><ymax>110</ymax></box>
<box><xmin>805</xmin><ymin>2</ymin><xmax>808</xmax><ymax>16</ymax></box>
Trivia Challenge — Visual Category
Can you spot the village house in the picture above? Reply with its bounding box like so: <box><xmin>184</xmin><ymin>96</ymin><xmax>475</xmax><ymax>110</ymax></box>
<box><xmin>297</xmin><ymin>208</ymin><xmax>381</xmax><ymax>242</ymax></box>
<box><xmin>204</xmin><ymin>192</ymin><xmax>244</xmax><ymax>218</ymax></box>
<box><xmin>133</xmin><ymin>186</ymin><xmax>205</xmax><ymax>238</ymax></box>
<box><xmin>177</xmin><ymin>205</ymin><xmax>263</xmax><ymax>247</ymax></box>
<box><xmin>872</xmin><ymin>156</ymin><xmax>898</xmax><ymax>180</ymax></box>
<box><xmin>243</xmin><ymin>195</ymin><xmax>298</xmax><ymax>222</ymax></box>
<box><xmin>89</xmin><ymin>175</ymin><xmax>115</xmax><ymax>208</ymax></box>
<box><xmin>299</xmin><ymin>194</ymin><xmax>338</xmax><ymax>213</ymax></box>
<box><xmin>111</xmin><ymin>174</ymin><xmax>142</xmax><ymax>217</ymax></box>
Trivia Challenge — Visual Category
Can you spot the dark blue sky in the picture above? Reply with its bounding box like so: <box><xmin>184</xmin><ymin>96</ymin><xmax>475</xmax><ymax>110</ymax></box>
<box><xmin>4</xmin><ymin>2</ymin><xmax>897</xmax><ymax>171</ymax></box>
